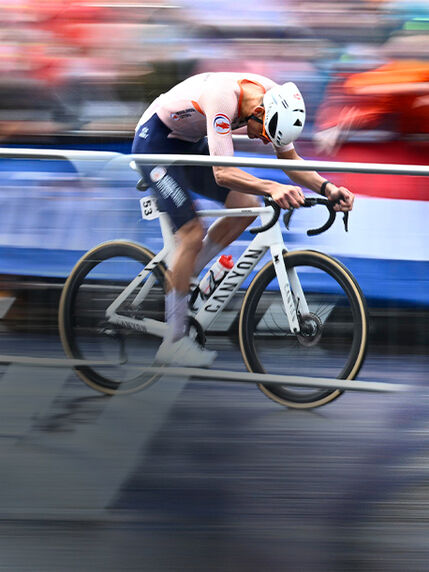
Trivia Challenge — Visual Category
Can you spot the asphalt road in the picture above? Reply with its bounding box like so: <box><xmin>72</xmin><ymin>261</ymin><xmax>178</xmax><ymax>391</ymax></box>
<box><xmin>0</xmin><ymin>329</ymin><xmax>429</xmax><ymax>571</ymax></box>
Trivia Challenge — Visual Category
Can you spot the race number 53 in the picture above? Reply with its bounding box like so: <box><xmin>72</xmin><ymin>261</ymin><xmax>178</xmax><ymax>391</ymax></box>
<box><xmin>140</xmin><ymin>196</ymin><xmax>159</xmax><ymax>220</ymax></box>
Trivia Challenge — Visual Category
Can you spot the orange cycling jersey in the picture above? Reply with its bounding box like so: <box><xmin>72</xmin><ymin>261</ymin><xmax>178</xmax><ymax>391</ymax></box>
<box><xmin>136</xmin><ymin>72</ymin><xmax>295</xmax><ymax>157</ymax></box>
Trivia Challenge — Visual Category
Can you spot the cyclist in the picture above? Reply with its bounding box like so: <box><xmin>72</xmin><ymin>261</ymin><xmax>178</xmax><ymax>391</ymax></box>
<box><xmin>132</xmin><ymin>72</ymin><xmax>354</xmax><ymax>367</ymax></box>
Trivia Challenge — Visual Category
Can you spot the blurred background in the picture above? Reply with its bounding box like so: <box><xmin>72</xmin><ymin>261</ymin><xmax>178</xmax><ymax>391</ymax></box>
<box><xmin>0</xmin><ymin>0</ymin><xmax>428</xmax><ymax>334</ymax></box>
<box><xmin>0</xmin><ymin>0</ymin><xmax>428</xmax><ymax>142</ymax></box>
<box><xmin>0</xmin><ymin>0</ymin><xmax>428</xmax><ymax>140</ymax></box>
<box><xmin>0</xmin><ymin>4</ymin><xmax>429</xmax><ymax>571</ymax></box>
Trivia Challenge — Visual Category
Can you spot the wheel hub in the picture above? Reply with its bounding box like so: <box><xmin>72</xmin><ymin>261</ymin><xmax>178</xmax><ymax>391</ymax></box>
<box><xmin>296</xmin><ymin>312</ymin><xmax>323</xmax><ymax>347</ymax></box>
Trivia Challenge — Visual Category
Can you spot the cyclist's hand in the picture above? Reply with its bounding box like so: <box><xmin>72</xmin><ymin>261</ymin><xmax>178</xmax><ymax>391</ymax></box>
<box><xmin>267</xmin><ymin>182</ymin><xmax>305</xmax><ymax>209</ymax></box>
<box><xmin>325</xmin><ymin>184</ymin><xmax>354</xmax><ymax>212</ymax></box>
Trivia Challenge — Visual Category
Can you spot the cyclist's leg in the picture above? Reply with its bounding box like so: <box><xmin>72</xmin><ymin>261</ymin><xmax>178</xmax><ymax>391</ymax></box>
<box><xmin>133</xmin><ymin>113</ymin><xmax>204</xmax><ymax>291</ymax></box>
<box><xmin>186</xmin><ymin>140</ymin><xmax>260</xmax><ymax>269</ymax></box>
<box><xmin>151</xmin><ymin>210</ymin><xmax>216</xmax><ymax>364</ymax></box>
<box><xmin>132</xmin><ymin>116</ymin><xmax>216</xmax><ymax>364</ymax></box>
<box><xmin>192</xmin><ymin>192</ymin><xmax>260</xmax><ymax>276</ymax></box>
<box><xmin>210</xmin><ymin>190</ymin><xmax>260</xmax><ymax>246</ymax></box>
<box><xmin>166</xmin><ymin>218</ymin><xmax>204</xmax><ymax>341</ymax></box>
<box><xmin>138</xmin><ymin>175</ymin><xmax>201</xmax><ymax>344</ymax></box>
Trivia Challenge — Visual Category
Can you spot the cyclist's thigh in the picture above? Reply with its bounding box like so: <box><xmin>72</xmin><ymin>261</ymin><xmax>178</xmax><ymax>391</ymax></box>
<box><xmin>133</xmin><ymin>114</ymin><xmax>198</xmax><ymax>231</ymax></box>
<box><xmin>150</xmin><ymin>166</ymin><xmax>198</xmax><ymax>231</ymax></box>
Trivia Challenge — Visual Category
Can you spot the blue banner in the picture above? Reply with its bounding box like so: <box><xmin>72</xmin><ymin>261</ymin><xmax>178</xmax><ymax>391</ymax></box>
<box><xmin>1</xmin><ymin>149</ymin><xmax>428</xmax><ymax>307</ymax></box>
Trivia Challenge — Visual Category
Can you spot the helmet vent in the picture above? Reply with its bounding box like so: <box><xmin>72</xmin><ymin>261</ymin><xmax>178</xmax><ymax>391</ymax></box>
<box><xmin>268</xmin><ymin>112</ymin><xmax>278</xmax><ymax>139</ymax></box>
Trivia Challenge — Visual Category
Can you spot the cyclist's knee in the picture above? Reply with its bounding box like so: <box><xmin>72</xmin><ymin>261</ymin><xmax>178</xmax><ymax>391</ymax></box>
<box><xmin>242</xmin><ymin>196</ymin><xmax>260</xmax><ymax>222</ymax></box>
<box><xmin>226</xmin><ymin>192</ymin><xmax>260</xmax><ymax>223</ymax></box>
<box><xmin>246</xmin><ymin>196</ymin><xmax>261</xmax><ymax>209</ymax></box>
<box><xmin>226</xmin><ymin>191</ymin><xmax>260</xmax><ymax>209</ymax></box>
<box><xmin>176</xmin><ymin>218</ymin><xmax>205</xmax><ymax>253</ymax></box>
<box><xmin>226</xmin><ymin>194</ymin><xmax>259</xmax><ymax>228</ymax></box>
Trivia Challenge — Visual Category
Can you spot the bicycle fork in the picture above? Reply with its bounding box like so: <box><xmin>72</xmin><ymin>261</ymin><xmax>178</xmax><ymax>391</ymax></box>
<box><xmin>271</xmin><ymin>245</ymin><xmax>309</xmax><ymax>334</ymax></box>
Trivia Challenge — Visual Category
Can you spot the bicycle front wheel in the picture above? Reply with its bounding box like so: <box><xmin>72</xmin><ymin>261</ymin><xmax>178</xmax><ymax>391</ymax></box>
<box><xmin>239</xmin><ymin>250</ymin><xmax>368</xmax><ymax>409</ymax></box>
<box><xmin>59</xmin><ymin>240</ymin><xmax>168</xmax><ymax>395</ymax></box>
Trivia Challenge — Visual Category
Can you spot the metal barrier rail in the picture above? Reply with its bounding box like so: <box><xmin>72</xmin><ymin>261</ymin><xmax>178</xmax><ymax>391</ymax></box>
<box><xmin>1</xmin><ymin>147</ymin><xmax>429</xmax><ymax>176</ymax></box>
<box><xmin>0</xmin><ymin>355</ymin><xmax>125</xmax><ymax>367</ymax></box>
<box><xmin>0</xmin><ymin>355</ymin><xmax>411</xmax><ymax>393</ymax></box>
<box><xmin>0</xmin><ymin>148</ymin><xmax>121</xmax><ymax>161</ymax></box>
<box><xmin>130</xmin><ymin>154</ymin><xmax>429</xmax><ymax>177</ymax></box>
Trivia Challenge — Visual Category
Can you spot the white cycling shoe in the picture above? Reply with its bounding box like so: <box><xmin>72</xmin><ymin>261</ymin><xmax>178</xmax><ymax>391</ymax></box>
<box><xmin>155</xmin><ymin>336</ymin><xmax>217</xmax><ymax>368</ymax></box>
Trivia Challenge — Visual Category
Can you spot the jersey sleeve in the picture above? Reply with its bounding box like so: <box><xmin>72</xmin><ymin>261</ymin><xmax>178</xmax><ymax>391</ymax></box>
<box><xmin>200</xmin><ymin>77</ymin><xmax>295</xmax><ymax>156</ymax></box>
<box><xmin>274</xmin><ymin>141</ymin><xmax>295</xmax><ymax>153</ymax></box>
<box><xmin>199</xmin><ymin>82</ymin><xmax>237</xmax><ymax>157</ymax></box>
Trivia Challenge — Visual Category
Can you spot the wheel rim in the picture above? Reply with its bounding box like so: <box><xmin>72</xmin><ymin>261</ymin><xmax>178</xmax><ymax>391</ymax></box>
<box><xmin>60</xmin><ymin>243</ymin><xmax>167</xmax><ymax>393</ymax></box>
<box><xmin>241</xmin><ymin>252</ymin><xmax>367</xmax><ymax>406</ymax></box>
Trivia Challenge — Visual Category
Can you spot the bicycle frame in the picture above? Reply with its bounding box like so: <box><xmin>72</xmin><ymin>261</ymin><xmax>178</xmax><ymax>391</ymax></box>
<box><xmin>105</xmin><ymin>197</ymin><xmax>310</xmax><ymax>337</ymax></box>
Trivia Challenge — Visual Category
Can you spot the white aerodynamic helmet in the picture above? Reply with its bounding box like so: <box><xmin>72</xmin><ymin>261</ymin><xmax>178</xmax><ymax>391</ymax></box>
<box><xmin>263</xmin><ymin>82</ymin><xmax>306</xmax><ymax>146</ymax></box>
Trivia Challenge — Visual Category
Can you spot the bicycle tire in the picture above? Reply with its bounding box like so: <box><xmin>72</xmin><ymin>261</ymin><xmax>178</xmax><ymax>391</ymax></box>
<box><xmin>239</xmin><ymin>250</ymin><xmax>368</xmax><ymax>409</ymax></box>
<box><xmin>59</xmin><ymin>240</ymin><xmax>169</xmax><ymax>395</ymax></box>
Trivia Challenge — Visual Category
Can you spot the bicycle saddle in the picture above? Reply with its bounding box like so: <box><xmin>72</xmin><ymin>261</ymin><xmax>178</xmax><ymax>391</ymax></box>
<box><xmin>130</xmin><ymin>160</ymin><xmax>150</xmax><ymax>192</ymax></box>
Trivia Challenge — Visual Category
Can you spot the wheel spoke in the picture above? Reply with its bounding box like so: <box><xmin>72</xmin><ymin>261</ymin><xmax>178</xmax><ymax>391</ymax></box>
<box><xmin>239</xmin><ymin>251</ymin><xmax>368</xmax><ymax>408</ymax></box>
<box><xmin>59</xmin><ymin>242</ymin><xmax>167</xmax><ymax>394</ymax></box>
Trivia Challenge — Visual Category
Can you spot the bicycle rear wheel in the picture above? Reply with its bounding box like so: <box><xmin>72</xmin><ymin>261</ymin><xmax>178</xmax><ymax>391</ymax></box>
<box><xmin>239</xmin><ymin>250</ymin><xmax>368</xmax><ymax>408</ymax></box>
<box><xmin>59</xmin><ymin>240</ymin><xmax>168</xmax><ymax>394</ymax></box>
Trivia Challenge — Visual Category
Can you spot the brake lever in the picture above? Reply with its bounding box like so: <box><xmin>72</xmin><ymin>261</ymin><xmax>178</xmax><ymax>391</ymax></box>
<box><xmin>283</xmin><ymin>198</ymin><xmax>316</xmax><ymax>230</ymax></box>
<box><xmin>283</xmin><ymin>208</ymin><xmax>294</xmax><ymax>230</ymax></box>
<box><xmin>284</xmin><ymin>199</ymin><xmax>349</xmax><ymax>234</ymax></box>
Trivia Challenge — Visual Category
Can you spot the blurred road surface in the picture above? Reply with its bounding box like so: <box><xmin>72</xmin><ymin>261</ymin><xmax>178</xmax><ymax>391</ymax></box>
<box><xmin>0</xmin><ymin>330</ymin><xmax>429</xmax><ymax>571</ymax></box>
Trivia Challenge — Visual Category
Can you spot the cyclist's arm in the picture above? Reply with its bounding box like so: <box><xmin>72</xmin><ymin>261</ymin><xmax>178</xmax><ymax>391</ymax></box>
<box><xmin>277</xmin><ymin>147</ymin><xmax>354</xmax><ymax>211</ymax></box>
<box><xmin>200</xmin><ymin>82</ymin><xmax>305</xmax><ymax>209</ymax></box>
<box><xmin>213</xmin><ymin>165</ymin><xmax>305</xmax><ymax>210</ymax></box>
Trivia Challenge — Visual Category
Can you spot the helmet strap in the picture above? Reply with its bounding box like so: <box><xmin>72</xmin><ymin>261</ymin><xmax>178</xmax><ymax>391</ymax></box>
<box><xmin>245</xmin><ymin>114</ymin><xmax>263</xmax><ymax>124</ymax></box>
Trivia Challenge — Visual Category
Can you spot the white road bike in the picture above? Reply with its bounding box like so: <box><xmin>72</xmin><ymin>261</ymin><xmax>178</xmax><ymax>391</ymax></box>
<box><xmin>59</xmin><ymin>172</ymin><xmax>368</xmax><ymax>409</ymax></box>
